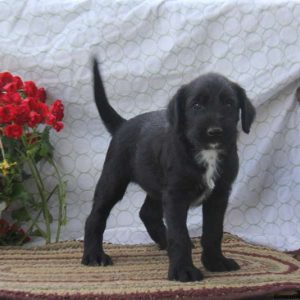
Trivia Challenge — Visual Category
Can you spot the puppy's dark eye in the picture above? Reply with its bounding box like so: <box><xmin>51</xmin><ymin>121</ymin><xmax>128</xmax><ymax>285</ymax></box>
<box><xmin>193</xmin><ymin>103</ymin><xmax>205</xmax><ymax>111</ymax></box>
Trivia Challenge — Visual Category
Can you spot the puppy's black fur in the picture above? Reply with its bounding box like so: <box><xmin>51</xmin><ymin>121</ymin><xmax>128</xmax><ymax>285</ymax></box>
<box><xmin>82</xmin><ymin>59</ymin><xmax>256</xmax><ymax>282</ymax></box>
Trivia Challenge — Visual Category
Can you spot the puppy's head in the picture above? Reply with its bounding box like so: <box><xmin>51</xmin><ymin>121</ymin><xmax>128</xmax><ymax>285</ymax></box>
<box><xmin>167</xmin><ymin>73</ymin><xmax>255</xmax><ymax>150</ymax></box>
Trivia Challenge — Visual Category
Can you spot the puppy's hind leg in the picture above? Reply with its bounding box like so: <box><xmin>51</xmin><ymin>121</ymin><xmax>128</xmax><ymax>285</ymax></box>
<box><xmin>139</xmin><ymin>195</ymin><xmax>167</xmax><ymax>250</ymax></box>
<box><xmin>82</xmin><ymin>160</ymin><xmax>129</xmax><ymax>266</ymax></box>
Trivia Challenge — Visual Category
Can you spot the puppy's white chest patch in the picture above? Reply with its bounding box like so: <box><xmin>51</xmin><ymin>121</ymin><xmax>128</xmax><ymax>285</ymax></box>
<box><xmin>193</xmin><ymin>149</ymin><xmax>220</xmax><ymax>206</ymax></box>
<box><xmin>198</xmin><ymin>149</ymin><xmax>219</xmax><ymax>189</ymax></box>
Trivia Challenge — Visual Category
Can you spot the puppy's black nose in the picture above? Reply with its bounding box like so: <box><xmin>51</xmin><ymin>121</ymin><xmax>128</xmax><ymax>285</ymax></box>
<box><xmin>207</xmin><ymin>127</ymin><xmax>223</xmax><ymax>137</ymax></box>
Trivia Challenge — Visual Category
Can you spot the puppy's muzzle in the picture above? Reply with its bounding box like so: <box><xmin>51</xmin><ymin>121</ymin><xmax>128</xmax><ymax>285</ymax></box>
<box><xmin>206</xmin><ymin>127</ymin><xmax>223</xmax><ymax>137</ymax></box>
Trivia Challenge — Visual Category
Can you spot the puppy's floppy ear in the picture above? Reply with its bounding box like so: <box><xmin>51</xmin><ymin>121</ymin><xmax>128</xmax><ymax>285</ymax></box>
<box><xmin>233</xmin><ymin>83</ymin><xmax>256</xmax><ymax>134</ymax></box>
<box><xmin>167</xmin><ymin>86</ymin><xmax>186</xmax><ymax>133</ymax></box>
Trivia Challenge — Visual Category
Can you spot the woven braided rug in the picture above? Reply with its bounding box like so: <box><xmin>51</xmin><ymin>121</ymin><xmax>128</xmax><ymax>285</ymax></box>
<box><xmin>0</xmin><ymin>234</ymin><xmax>300</xmax><ymax>300</ymax></box>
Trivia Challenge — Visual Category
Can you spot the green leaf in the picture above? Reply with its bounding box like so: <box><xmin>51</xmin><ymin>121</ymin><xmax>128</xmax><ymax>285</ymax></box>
<box><xmin>39</xmin><ymin>141</ymin><xmax>53</xmax><ymax>158</ymax></box>
<box><xmin>31</xmin><ymin>229</ymin><xmax>45</xmax><ymax>238</ymax></box>
<box><xmin>11</xmin><ymin>183</ymin><xmax>30</xmax><ymax>202</ymax></box>
<box><xmin>11</xmin><ymin>207</ymin><xmax>30</xmax><ymax>222</ymax></box>
<box><xmin>41</xmin><ymin>126</ymin><xmax>51</xmax><ymax>140</ymax></box>
<box><xmin>26</xmin><ymin>144</ymin><xmax>41</xmax><ymax>160</ymax></box>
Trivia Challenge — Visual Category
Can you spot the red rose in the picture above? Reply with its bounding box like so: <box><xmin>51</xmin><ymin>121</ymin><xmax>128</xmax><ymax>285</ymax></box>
<box><xmin>23</xmin><ymin>81</ymin><xmax>37</xmax><ymax>97</ymax></box>
<box><xmin>14</xmin><ymin>103</ymin><xmax>30</xmax><ymax>125</ymax></box>
<box><xmin>0</xmin><ymin>105</ymin><xmax>15</xmax><ymax>123</ymax></box>
<box><xmin>53</xmin><ymin>121</ymin><xmax>64</xmax><ymax>132</ymax></box>
<box><xmin>36</xmin><ymin>87</ymin><xmax>46</xmax><ymax>102</ymax></box>
<box><xmin>13</xmin><ymin>76</ymin><xmax>23</xmax><ymax>89</ymax></box>
<box><xmin>10</xmin><ymin>92</ymin><xmax>22</xmax><ymax>105</ymax></box>
<box><xmin>0</xmin><ymin>93</ymin><xmax>11</xmax><ymax>104</ymax></box>
<box><xmin>1</xmin><ymin>72</ymin><xmax>64</xmax><ymax>134</ymax></box>
<box><xmin>10</xmin><ymin>223</ymin><xmax>19</xmax><ymax>232</ymax></box>
<box><xmin>50</xmin><ymin>99</ymin><xmax>64</xmax><ymax>121</ymax></box>
<box><xmin>3</xmin><ymin>123</ymin><xmax>23</xmax><ymax>139</ymax></box>
<box><xmin>34</xmin><ymin>102</ymin><xmax>49</xmax><ymax>120</ymax></box>
<box><xmin>18</xmin><ymin>228</ymin><xmax>25</xmax><ymax>235</ymax></box>
<box><xmin>0</xmin><ymin>92</ymin><xmax>21</xmax><ymax>105</ymax></box>
<box><xmin>0</xmin><ymin>72</ymin><xmax>13</xmax><ymax>89</ymax></box>
<box><xmin>0</xmin><ymin>219</ymin><xmax>9</xmax><ymax>236</ymax></box>
<box><xmin>0</xmin><ymin>219</ymin><xmax>9</xmax><ymax>235</ymax></box>
<box><xmin>24</xmin><ymin>97</ymin><xmax>48</xmax><ymax>116</ymax></box>
<box><xmin>2</xmin><ymin>82</ymin><xmax>18</xmax><ymax>93</ymax></box>
<box><xmin>23</xmin><ymin>96</ymin><xmax>36</xmax><ymax>109</ymax></box>
<box><xmin>46</xmin><ymin>113</ymin><xmax>56</xmax><ymax>126</ymax></box>
<box><xmin>28</xmin><ymin>111</ymin><xmax>43</xmax><ymax>128</ymax></box>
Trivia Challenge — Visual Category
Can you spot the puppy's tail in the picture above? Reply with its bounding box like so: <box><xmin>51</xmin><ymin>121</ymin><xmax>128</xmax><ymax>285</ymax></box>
<box><xmin>93</xmin><ymin>58</ymin><xmax>126</xmax><ymax>135</ymax></box>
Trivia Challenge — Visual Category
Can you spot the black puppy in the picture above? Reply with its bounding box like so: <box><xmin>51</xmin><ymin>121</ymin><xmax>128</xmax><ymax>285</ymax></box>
<box><xmin>82</xmin><ymin>59</ymin><xmax>256</xmax><ymax>282</ymax></box>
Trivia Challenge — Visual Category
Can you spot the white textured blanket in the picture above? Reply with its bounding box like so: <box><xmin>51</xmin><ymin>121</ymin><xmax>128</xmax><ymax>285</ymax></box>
<box><xmin>1</xmin><ymin>0</ymin><xmax>300</xmax><ymax>251</ymax></box>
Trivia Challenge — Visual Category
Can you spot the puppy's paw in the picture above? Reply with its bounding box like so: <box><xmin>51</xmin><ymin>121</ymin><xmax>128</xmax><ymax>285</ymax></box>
<box><xmin>81</xmin><ymin>252</ymin><xmax>113</xmax><ymax>266</ymax></box>
<box><xmin>168</xmin><ymin>264</ymin><xmax>203</xmax><ymax>282</ymax></box>
<box><xmin>202</xmin><ymin>255</ymin><xmax>240</xmax><ymax>272</ymax></box>
<box><xmin>158</xmin><ymin>239</ymin><xmax>167</xmax><ymax>250</ymax></box>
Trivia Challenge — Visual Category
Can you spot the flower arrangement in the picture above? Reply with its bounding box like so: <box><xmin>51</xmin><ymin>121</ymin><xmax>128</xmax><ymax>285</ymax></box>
<box><xmin>0</xmin><ymin>71</ymin><xmax>66</xmax><ymax>245</ymax></box>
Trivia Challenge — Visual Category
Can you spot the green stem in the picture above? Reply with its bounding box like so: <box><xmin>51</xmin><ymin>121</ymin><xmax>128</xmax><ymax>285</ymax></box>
<box><xmin>20</xmin><ymin>134</ymin><xmax>52</xmax><ymax>244</ymax></box>
<box><xmin>0</xmin><ymin>137</ymin><xmax>6</xmax><ymax>160</ymax></box>
<box><xmin>50</xmin><ymin>158</ymin><xmax>66</xmax><ymax>243</ymax></box>
<box><xmin>17</xmin><ymin>184</ymin><xmax>59</xmax><ymax>246</ymax></box>
<box><xmin>16</xmin><ymin>130</ymin><xmax>66</xmax><ymax>245</ymax></box>
<box><xmin>26</xmin><ymin>209</ymin><xmax>45</xmax><ymax>237</ymax></box>
<box><xmin>26</xmin><ymin>157</ymin><xmax>51</xmax><ymax>244</ymax></box>
<box><xmin>17</xmin><ymin>207</ymin><xmax>46</xmax><ymax>246</ymax></box>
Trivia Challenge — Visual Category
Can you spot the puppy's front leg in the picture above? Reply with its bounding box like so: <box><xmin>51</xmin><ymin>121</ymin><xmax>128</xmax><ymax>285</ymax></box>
<box><xmin>164</xmin><ymin>192</ymin><xmax>203</xmax><ymax>282</ymax></box>
<box><xmin>201</xmin><ymin>187</ymin><xmax>240</xmax><ymax>272</ymax></box>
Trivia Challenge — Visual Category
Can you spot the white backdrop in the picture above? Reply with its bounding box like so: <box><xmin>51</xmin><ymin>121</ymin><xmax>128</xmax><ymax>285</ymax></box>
<box><xmin>0</xmin><ymin>0</ymin><xmax>300</xmax><ymax>251</ymax></box>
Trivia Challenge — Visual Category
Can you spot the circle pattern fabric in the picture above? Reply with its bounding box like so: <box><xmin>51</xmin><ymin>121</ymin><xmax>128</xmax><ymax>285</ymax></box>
<box><xmin>1</xmin><ymin>0</ymin><xmax>300</xmax><ymax>251</ymax></box>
